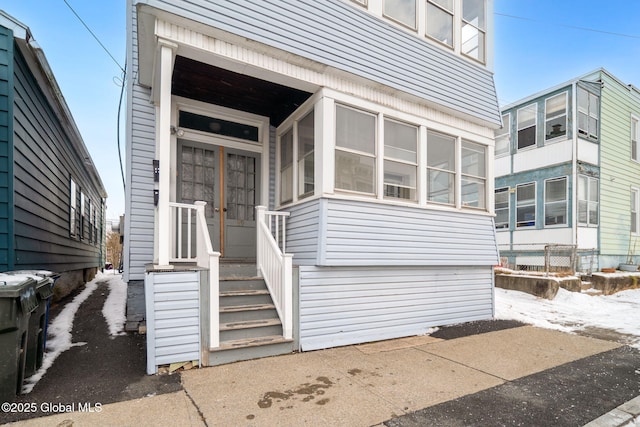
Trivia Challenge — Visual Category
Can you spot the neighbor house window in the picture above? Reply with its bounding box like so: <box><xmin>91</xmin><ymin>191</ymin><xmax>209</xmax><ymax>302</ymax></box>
<box><xmin>384</xmin><ymin>118</ymin><xmax>418</xmax><ymax>201</ymax></box>
<box><xmin>297</xmin><ymin>111</ymin><xmax>315</xmax><ymax>198</ymax></box>
<box><xmin>427</xmin><ymin>130</ymin><xmax>456</xmax><ymax>205</ymax></box>
<box><xmin>384</xmin><ymin>0</ymin><xmax>417</xmax><ymax>29</ymax></box>
<box><xmin>544</xmin><ymin>177</ymin><xmax>567</xmax><ymax>226</ymax></box>
<box><xmin>517</xmin><ymin>104</ymin><xmax>537</xmax><ymax>150</ymax></box>
<box><xmin>70</xmin><ymin>178</ymin><xmax>77</xmax><ymax>237</ymax></box>
<box><xmin>426</xmin><ymin>0</ymin><xmax>454</xmax><ymax>47</ymax></box>
<box><xmin>495</xmin><ymin>187</ymin><xmax>509</xmax><ymax>229</ymax></box>
<box><xmin>578</xmin><ymin>175</ymin><xmax>599</xmax><ymax>226</ymax></box>
<box><xmin>80</xmin><ymin>192</ymin><xmax>86</xmax><ymax>240</ymax></box>
<box><xmin>461</xmin><ymin>0</ymin><xmax>485</xmax><ymax>63</ymax></box>
<box><xmin>461</xmin><ymin>140</ymin><xmax>486</xmax><ymax>208</ymax></box>
<box><xmin>280</xmin><ymin>129</ymin><xmax>293</xmax><ymax>204</ymax></box>
<box><xmin>335</xmin><ymin>105</ymin><xmax>376</xmax><ymax>194</ymax></box>
<box><xmin>632</xmin><ymin>116</ymin><xmax>639</xmax><ymax>162</ymax></box>
<box><xmin>632</xmin><ymin>188</ymin><xmax>639</xmax><ymax>234</ymax></box>
<box><xmin>545</xmin><ymin>93</ymin><xmax>567</xmax><ymax>141</ymax></box>
<box><xmin>516</xmin><ymin>182</ymin><xmax>536</xmax><ymax>227</ymax></box>
<box><xmin>495</xmin><ymin>113</ymin><xmax>510</xmax><ymax>156</ymax></box>
<box><xmin>577</xmin><ymin>87</ymin><xmax>599</xmax><ymax>141</ymax></box>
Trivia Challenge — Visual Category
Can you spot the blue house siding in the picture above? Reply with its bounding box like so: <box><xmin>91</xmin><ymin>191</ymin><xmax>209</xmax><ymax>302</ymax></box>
<box><xmin>137</xmin><ymin>0</ymin><xmax>500</xmax><ymax>127</ymax></box>
<box><xmin>0</xmin><ymin>27</ymin><xmax>12</xmax><ymax>270</ymax></box>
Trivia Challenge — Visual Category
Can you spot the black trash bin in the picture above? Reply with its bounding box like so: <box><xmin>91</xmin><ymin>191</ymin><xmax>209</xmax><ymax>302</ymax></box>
<box><xmin>0</xmin><ymin>274</ymin><xmax>38</xmax><ymax>402</ymax></box>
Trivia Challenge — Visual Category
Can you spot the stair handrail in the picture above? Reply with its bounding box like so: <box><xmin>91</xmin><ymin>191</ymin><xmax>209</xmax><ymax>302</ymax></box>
<box><xmin>256</xmin><ymin>206</ymin><xmax>293</xmax><ymax>339</ymax></box>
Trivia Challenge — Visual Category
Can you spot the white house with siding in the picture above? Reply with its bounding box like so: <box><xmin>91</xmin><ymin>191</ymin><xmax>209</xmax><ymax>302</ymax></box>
<box><xmin>124</xmin><ymin>0</ymin><xmax>501</xmax><ymax>372</ymax></box>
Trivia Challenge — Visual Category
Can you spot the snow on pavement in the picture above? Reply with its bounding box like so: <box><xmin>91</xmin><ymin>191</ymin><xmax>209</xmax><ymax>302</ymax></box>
<box><xmin>495</xmin><ymin>286</ymin><xmax>640</xmax><ymax>349</ymax></box>
<box><xmin>22</xmin><ymin>271</ymin><xmax>128</xmax><ymax>393</ymax></box>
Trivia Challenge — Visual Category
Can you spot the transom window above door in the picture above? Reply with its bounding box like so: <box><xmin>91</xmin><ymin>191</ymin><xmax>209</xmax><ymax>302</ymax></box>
<box><xmin>179</xmin><ymin>111</ymin><xmax>259</xmax><ymax>142</ymax></box>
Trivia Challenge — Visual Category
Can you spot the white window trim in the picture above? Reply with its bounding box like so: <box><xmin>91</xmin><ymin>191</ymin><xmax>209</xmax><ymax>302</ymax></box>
<box><xmin>460</xmin><ymin>0</ymin><xmax>486</xmax><ymax>63</ymax></box>
<box><xmin>632</xmin><ymin>187</ymin><xmax>640</xmax><ymax>236</ymax></box>
<box><xmin>516</xmin><ymin>104</ymin><xmax>537</xmax><ymax>151</ymax></box>
<box><xmin>70</xmin><ymin>177</ymin><xmax>77</xmax><ymax>238</ymax></box>
<box><xmin>383</xmin><ymin>117</ymin><xmax>419</xmax><ymax>202</ymax></box>
<box><xmin>383</xmin><ymin>0</ymin><xmax>418</xmax><ymax>30</ymax></box>
<box><xmin>577</xmin><ymin>87</ymin><xmax>599</xmax><ymax>142</ymax></box>
<box><xmin>425</xmin><ymin>0</ymin><xmax>455</xmax><ymax>49</ymax></box>
<box><xmin>543</xmin><ymin>176</ymin><xmax>568</xmax><ymax>228</ymax></box>
<box><xmin>544</xmin><ymin>92</ymin><xmax>568</xmax><ymax>143</ymax></box>
<box><xmin>494</xmin><ymin>186</ymin><xmax>509</xmax><ymax>230</ymax></box>
<box><xmin>516</xmin><ymin>181</ymin><xmax>536</xmax><ymax>228</ymax></box>
<box><xmin>577</xmin><ymin>175</ymin><xmax>599</xmax><ymax>228</ymax></box>
<box><xmin>461</xmin><ymin>140</ymin><xmax>487</xmax><ymax>210</ymax></box>
<box><xmin>632</xmin><ymin>114</ymin><xmax>639</xmax><ymax>163</ymax></box>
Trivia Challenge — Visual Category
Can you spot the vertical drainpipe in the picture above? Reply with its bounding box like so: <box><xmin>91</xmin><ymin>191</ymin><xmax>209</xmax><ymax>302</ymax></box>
<box><xmin>572</xmin><ymin>80</ymin><xmax>578</xmax><ymax>250</ymax></box>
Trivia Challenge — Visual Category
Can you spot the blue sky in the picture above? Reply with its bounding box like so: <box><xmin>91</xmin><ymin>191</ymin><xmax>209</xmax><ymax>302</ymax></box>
<box><xmin>2</xmin><ymin>1</ymin><xmax>640</xmax><ymax>220</ymax></box>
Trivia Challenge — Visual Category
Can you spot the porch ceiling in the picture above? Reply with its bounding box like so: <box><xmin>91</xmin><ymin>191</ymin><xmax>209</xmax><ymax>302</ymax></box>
<box><xmin>172</xmin><ymin>56</ymin><xmax>313</xmax><ymax>127</ymax></box>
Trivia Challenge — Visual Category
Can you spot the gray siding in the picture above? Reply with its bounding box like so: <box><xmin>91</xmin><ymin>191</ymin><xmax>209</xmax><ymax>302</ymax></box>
<box><xmin>145</xmin><ymin>271</ymin><xmax>200</xmax><ymax>373</ymax></box>
<box><xmin>136</xmin><ymin>0</ymin><xmax>500</xmax><ymax>126</ymax></box>
<box><xmin>10</xmin><ymin>42</ymin><xmax>103</xmax><ymax>272</ymax></box>
<box><xmin>126</xmin><ymin>2</ymin><xmax>156</xmax><ymax>281</ymax></box>
<box><xmin>299</xmin><ymin>265</ymin><xmax>494</xmax><ymax>351</ymax></box>
<box><xmin>0</xmin><ymin>27</ymin><xmax>12</xmax><ymax>270</ymax></box>
<box><xmin>285</xmin><ymin>198</ymin><xmax>499</xmax><ymax>267</ymax></box>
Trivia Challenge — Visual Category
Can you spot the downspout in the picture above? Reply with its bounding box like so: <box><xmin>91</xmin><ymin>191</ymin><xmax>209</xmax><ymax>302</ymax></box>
<box><xmin>572</xmin><ymin>80</ymin><xmax>578</xmax><ymax>249</ymax></box>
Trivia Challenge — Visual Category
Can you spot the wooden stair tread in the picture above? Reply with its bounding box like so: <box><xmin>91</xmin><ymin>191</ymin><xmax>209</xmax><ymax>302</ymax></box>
<box><xmin>220</xmin><ymin>276</ymin><xmax>262</xmax><ymax>281</ymax></box>
<box><xmin>220</xmin><ymin>303</ymin><xmax>275</xmax><ymax>313</ymax></box>
<box><xmin>211</xmin><ymin>335</ymin><xmax>293</xmax><ymax>352</ymax></box>
<box><xmin>220</xmin><ymin>289</ymin><xmax>270</xmax><ymax>297</ymax></box>
<box><xmin>220</xmin><ymin>318</ymin><xmax>282</xmax><ymax>331</ymax></box>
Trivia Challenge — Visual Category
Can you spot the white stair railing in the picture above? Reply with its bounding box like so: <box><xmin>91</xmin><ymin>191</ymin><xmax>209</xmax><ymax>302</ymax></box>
<box><xmin>256</xmin><ymin>206</ymin><xmax>293</xmax><ymax>339</ymax></box>
<box><xmin>169</xmin><ymin>201</ymin><xmax>221</xmax><ymax>349</ymax></box>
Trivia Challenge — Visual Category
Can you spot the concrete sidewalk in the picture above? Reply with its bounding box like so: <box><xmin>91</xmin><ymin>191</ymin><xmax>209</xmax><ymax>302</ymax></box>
<box><xmin>5</xmin><ymin>326</ymin><xmax>639</xmax><ymax>427</ymax></box>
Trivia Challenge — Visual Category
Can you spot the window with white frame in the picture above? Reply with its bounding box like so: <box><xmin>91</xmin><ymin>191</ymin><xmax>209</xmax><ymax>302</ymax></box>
<box><xmin>495</xmin><ymin>187</ymin><xmax>509</xmax><ymax>229</ymax></box>
<box><xmin>516</xmin><ymin>182</ymin><xmax>535</xmax><ymax>227</ymax></box>
<box><xmin>70</xmin><ymin>177</ymin><xmax>77</xmax><ymax>237</ymax></box>
<box><xmin>461</xmin><ymin>0</ymin><xmax>485</xmax><ymax>63</ymax></box>
<box><xmin>461</xmin><ymin>140</ymin><xmax>486</xmax><ymax>208</ymax></box>
<box><xmin>545</xmin><ymin>92</ymin><xmax>567</xmax><ymax>141</ymax></box>
<box><xmin>517</xmin><ymin>104</ymin><xmax>536</xmax><ymax>150</ymax></box>
<box><xmin>384</xmin><ymin>0</ymin><xmax>417</xmax><ymax>29</ymax></box>
<box><xmin>80</xmin><ymin>192</ymin><xmax>86</xmax><ymax>240</ymax></box>
<box><xmin>298</xmin><ymin>111</ymin><xmax>315</xmax><ymax>198</ymax></box>
<box><xmin>544</xmin><ymin>177</ymin><xmax>567</xmax><ymax>226</ymax></box>
<box><xmin>335</xmin><ymin>104</ymin><xmax>377</xmax><ymax>194</ymax></box>
<box><xmin>577</xmin><ymin>87</ymin><xmax>599</xmax><ymax>141</ymax></box>
<box><xmin>632</xmin><ymin>188</ymin><xmax>639</xmax><ymax>234</ymax></box>
<box><xmin>280</xmin><ymin>129</ymin><xmax>293</xmax><ymax>204</ymax></box>
<box><xmin>495</xmin><ymin>113</ymin><xmax>510</xmax><ymax>156</ymax></box>
<box><xmin>578</xmin><ymin>175</ymin><xmax>599</xmax><ymax>226</ymax></box>
<box><xmin>632</xmin><ymin>116</ymin><xmax>638</xmax><ymax>162</ymax></box>
<box><xmin>426</xmin><ymin>0</ymin><xmax>454</xmax><ymax>47</ymax></box>
<box><xmin>427</xmin><ymin>130</ymin><xmax>456</xmax><ymax>205</ymax></box>
<box><xmin>384</xmin><ymin>118</ymin><xmax>418</xmax><ymax>201</ymax></box>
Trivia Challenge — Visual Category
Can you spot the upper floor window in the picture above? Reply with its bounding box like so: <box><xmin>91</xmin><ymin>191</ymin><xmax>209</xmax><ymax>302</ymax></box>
<box><xmin>517</xmin><ymin>104</ymin><xmax>537</xmax><ymax>150</ymax></box>
<box><xmin>461</xmin><ymin>140</ymin><xmax>486</xmax><ymax>209</ymax></box>
<box><xmin>516</xmin><ymin>182</ymin><xmax>535</xmax><ymax>227</ymax></box>
<box><xmin>577</xmin><ymin>87</ymin><xmax>599</xmax><ymax>141</ymax></box>
<box><xmin>384</xmin><ymin>0</ymin><xmax>417</xmax><ymax>29</ymax></box>
<box><xmin>632</xmin><ymin>116</ymin><xmax>639</xmax><ymax>162</ymax></box>
<box><xmin>384</xmin><ymin>119</ymin><xmax>418</xmax><ymax>201</ymax></box>
<box><xmin>335</xmin><ymin>105</ymin><xmax>377</xmax><ymax>195</ymax></box>
<box><xmin>495</xmin><ymin>113</ymin><xmax>510</xmax><ymax>156</ymax></box>
<box><xmin>427</xmin><ymin>130</ymin><xmax>456</xmax><ymax>205</ymax></box>
<box><xmin>461</xmin><ymin>0</ymin><xmax>485</xmax><ymax>63</ymax></box>
<box><xmin>426</xmin><ymin>0</ymin><xmax>454</xmax><ymax>47</ymax></box>
<box><xmin>545</xmin><ymin>93</ymin><xmax>567</xmax><ymax>141</ymax></box>
<box><xmin>495</xmin><ymin>187</ymin><xmax>509</xmax><ymax>229</ymax></box>
<box><xmin>578</xmin><ymin>175</ymin><xmax>598</xmax><ymax>227</ymax></box>
<box><xmin>544</xmin><ymin>177</ymin><xmax>567</xmax><ymax>226</ymax></box>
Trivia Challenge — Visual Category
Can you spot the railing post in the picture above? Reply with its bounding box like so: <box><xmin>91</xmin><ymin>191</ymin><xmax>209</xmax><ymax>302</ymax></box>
<box><xmin>256</xmin><ymin>206</ymin><xmax>266</xmax><ymax>277</ymax></box>
<box><xmin>282</xmin><ymin>254</ymin><xmax>293</xmax><ymax>339</ymax></box>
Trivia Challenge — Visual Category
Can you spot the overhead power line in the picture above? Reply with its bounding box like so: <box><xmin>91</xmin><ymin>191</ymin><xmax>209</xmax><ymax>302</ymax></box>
<box><xmin>63</xmin><ymin>0</ymin><xmax>125</xmax><ymax>73</ymax></box>
<box><xmin>495</xmin><ymin>12</ymin><xmax>640</xmax><ymax>40</ymax></box>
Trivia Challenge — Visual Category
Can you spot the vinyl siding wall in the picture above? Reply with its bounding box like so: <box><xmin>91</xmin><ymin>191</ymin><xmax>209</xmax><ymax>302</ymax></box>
<box><xmin>125</xmin><ymin>2</ymin><xmax>156</xmax><ymax>281</ymax></box>
<box><xmin>599</xmin><ymin>72</ymin><xmax>640</xmax><ymax>257</ymax></box>
<box><xmin>10</xmin><ymin>43</ymin><xmax>103</xmax><ymax>272</ymax></box>
<box><xmin>299</xmin><ymin>265</ymin><xmax>494</xmax><ymax>351</ymax></box>
<box><xmin>0</xmin><ymin>27</ymin><xmax>12</xmax><ymax>270</ymax></box>
<box><xmin>135</xmin><ymin>0</ymin><xmax>500</xmax><ymax>127</ymax></box>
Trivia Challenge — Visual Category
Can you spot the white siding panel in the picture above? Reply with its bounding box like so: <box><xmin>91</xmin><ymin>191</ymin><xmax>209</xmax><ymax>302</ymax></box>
<box><xmin>323</xmin><ymin>199</ymin><xmax>499</xmax><ymax>266</ymax></box>
<box><xmin>299</xmin><ymin>266</ymin><xmax>494</xmax><ymax>351</ymax></box>
<box><xmin>284</xmin><ymin>199</ymin><xmax>321</xmax><ymax>265</ymax></box>
<box><xmin>145</xmin><ymin>271</ymin><xmax>200</xmax><ymax>374</ymax></box>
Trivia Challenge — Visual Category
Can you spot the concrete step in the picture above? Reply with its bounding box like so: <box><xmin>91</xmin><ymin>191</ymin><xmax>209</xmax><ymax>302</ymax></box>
<box><xmin>220</xmin><ymin>318</ymin><xmax>283</xmax><ymax>341</ymax></box>
<box><xmin>219</xmin><ymin>289</ymin><xmax>272</xmax><ymax>307</ymax></box>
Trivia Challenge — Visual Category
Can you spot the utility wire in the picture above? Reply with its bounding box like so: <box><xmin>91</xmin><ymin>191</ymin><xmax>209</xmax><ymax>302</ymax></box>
<box><xmin>495</xmin><ymin>12</ymin><xmax>640</xmax><ymax>40</ymax></box>
<box><xmin>116</xmin><ymin>61</ymin><xmax>127</xmax><ymax>191</ymax></box>
<box><xmin>62</xmin><ymin>0</ymin><xmax>125</xmax><ymax>73</ymax></box>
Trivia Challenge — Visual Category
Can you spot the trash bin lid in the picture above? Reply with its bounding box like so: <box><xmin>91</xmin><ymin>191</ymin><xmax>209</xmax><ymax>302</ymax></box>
<box><xmin>3</xmin><ymin>271</ymin><xmax>54</xmax><ymax>298</ymax></box>
<box><xmin>0</xmin><ymin>274</ymin><xmax>38</xmax><ymax>313</ymax></box>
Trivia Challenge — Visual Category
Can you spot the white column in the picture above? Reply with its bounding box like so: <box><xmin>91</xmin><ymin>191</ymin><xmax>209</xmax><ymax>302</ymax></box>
<box><xmin>155</xmin><ymin>39</ymin><xmax>177</xmax><ymax>268</ymax></box>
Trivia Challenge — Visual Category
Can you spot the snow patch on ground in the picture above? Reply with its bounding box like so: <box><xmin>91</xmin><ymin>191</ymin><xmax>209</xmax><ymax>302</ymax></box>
<box><xmin>101</xmin><ymin>272</ymin><xmax>128</xmax><ymax>337</ymax></box>
<box><xmin>495</xmin><ymin>287</ymin><xmax>640</xmax><ymax>349</ymax></box>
